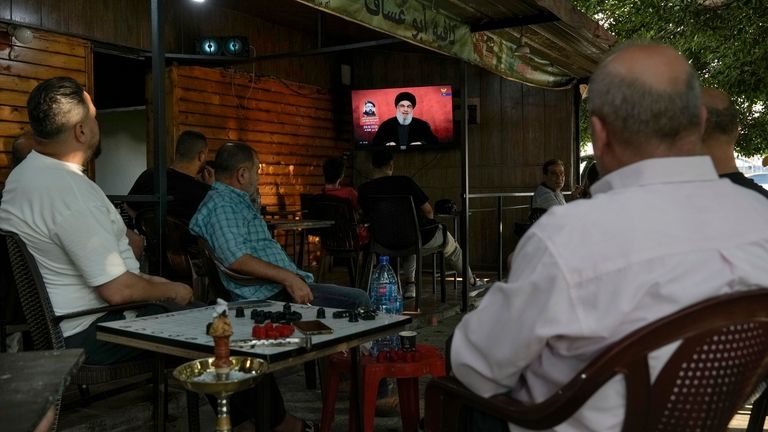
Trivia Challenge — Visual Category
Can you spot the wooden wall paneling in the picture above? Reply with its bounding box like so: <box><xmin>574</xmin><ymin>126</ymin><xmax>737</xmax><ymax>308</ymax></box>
<box><xmin>0</xmin><ymin>27</ymin><xmax>88</xmax><ymax>187</ymax></box>
<box><xmin>501</xmin><ymin>78</ymin><xmax>524</xmax><ymax>169</ymax></box>
<box><xmin>0</xmin><ymin>1</ymin><xmax>10</xmax><ymax>20</ymax></box>
<box><xmin>10</xmin><ymin>0</ymin><xmax>41</xmax><ymax>25</ymax></box>
<box><xmin>168</xmin><ymin>64</ymin><xmax>347</xmax><ymax>262</ymax></box>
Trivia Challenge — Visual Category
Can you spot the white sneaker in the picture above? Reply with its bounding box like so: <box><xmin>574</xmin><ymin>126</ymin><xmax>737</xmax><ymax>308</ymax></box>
<box><xmin>404</xmin><ymin>283</ymin><xmax>416</xmax><ymax>299</ymax></box>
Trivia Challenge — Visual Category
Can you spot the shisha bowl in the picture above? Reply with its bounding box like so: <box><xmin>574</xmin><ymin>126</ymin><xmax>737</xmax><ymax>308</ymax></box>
<box><xmin>174</xmin><ymin>357</ymin><xmax>268</xmax><ymax>432</ymax></box>
<box><xmin>173</xmin><ymin>356</ymin><xmax>267</xmax><ymax>397</ymax></box>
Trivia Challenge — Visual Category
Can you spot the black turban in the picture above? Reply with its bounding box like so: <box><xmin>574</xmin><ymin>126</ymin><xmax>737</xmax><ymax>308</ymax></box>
<box><xmin>394</xmin><ymin>91</ymin><xmax>416</xmax><ymax>107</ymax></box>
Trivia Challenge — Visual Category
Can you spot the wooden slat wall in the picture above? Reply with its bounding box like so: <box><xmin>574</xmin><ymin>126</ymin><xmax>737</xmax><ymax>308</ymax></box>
<box><xmin>0</xmin><ymin>25</ymin><xmax>89</xmax><ymax>187</ymax></box>
<box><xmin>168</xmin><ymin>65</ymin><xmax>351</xmax><ymax>262</ymax></box>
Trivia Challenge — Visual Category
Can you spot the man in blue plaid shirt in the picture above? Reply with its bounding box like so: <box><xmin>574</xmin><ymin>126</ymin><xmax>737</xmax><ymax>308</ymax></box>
<box><xmin>190</xmin><ymin>142</ymin><xmax>370</xmax><ymax>310</ymax></box>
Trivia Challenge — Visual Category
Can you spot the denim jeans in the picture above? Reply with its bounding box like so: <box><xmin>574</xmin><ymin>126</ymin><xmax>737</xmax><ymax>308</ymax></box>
<box><xmin>401</xmin><ymin>225</ymin><xmax>474</xmax><ymax>284</ymax></box>
<box><xmin>268</xmin><ymin>283</ymin><xmax>371</xmax><ymax>310</ymax></box>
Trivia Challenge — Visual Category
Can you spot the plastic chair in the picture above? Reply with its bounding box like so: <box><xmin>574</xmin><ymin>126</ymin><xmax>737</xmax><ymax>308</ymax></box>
<box><xmin>0</xmin><ymin>228</ymin><xmax>199</xmax><ymax>431</ymax></box>
<box><xmin>424</xmin><ymin>288</ymin><xmax>768</xmax><ymax>432</ymax></box>
<box><xmin>321</xmin><ymin>344</ymin><xmax>446</xmax><ymax>432</ymax></box>
<box><xmin>308</xmin><ymin>193</ymin><xmax>365</xmax><ymax>287</ymax></box>
<box><xmin>363</xmin><ymin>195</ymin><xmax>448</xmax><ymax>312</ymax></box>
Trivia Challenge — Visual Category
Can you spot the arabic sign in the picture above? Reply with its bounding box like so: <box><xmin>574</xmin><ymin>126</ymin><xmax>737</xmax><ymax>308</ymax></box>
<box><xmin>294</xmin><ymin>0</ymin><xmax>575</xmax><ymax>88</ymax></box>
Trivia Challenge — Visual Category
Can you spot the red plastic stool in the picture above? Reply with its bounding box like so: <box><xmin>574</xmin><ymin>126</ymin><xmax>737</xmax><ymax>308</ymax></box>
<box><xmin>320</xmin><ymin>344</ymin><xmax>446</xmax><ymax>432</ymax></box>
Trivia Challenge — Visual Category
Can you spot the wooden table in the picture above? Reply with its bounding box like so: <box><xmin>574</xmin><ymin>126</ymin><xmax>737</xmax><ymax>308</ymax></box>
<box><xmin>97</xmin><ymin>300</ymin><xmax>410</xmax><ymax>431</ymax></box>
<box><xmin>267</xmin><ymin>219</ymin><xmax>334</xmax><ymax>268</ymax></box>
<box><xmin>0</xmin><ymin>349</ymin><xmax>85</xmax><ymax>432</ymax></box>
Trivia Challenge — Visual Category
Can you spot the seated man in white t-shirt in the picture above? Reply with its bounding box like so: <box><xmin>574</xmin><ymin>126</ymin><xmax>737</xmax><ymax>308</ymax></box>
<box><xmin>0</xmin><ymin>77</ymin><xmax>193</xmax><ymax>365</ymax></box>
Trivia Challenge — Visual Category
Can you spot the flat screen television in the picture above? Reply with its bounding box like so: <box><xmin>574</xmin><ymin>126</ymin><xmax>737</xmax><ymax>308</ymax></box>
<box><xmin>351</xmin><ymin>84</ymin><xmax>454</xmax><ymax>150</ymax></box>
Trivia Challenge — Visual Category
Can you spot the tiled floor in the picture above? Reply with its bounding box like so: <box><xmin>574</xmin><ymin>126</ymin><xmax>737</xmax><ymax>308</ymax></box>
<box><xmin>54</xmin><ymin>266</ymin><xmax>766</xmax><ymax>431</ymax></box>
<box><xmin>57</xmin><ymin>267</ymin><xmax>480</xmax><ymax>432</ymax></box>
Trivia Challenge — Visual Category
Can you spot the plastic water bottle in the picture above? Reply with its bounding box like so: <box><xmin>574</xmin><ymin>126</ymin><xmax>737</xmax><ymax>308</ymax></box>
<box><xmin>368</xmin><ymin>255</ymin><xmax>403</xmax><ymax>356</ymax></box>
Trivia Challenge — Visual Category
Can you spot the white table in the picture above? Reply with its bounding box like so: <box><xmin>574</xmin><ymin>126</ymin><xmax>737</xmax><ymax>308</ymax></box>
<box><xmin>97</xmin><ymin>300</ymin><xmax>411</xmax><ymax>431</ymax></box>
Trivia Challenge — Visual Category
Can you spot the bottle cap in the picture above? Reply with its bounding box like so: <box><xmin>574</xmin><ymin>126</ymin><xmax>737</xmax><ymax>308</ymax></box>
<box><xmin>378</xmin><ymin>255</ymin><xmax>390</xmax><ymax>265</ymax></box>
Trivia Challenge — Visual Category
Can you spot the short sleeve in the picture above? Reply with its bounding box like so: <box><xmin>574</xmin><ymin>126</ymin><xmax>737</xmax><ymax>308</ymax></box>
<box><xmin>51</xmin><ymin>205</ymin><xmax>131</xmax><ymax>287</ymax></box>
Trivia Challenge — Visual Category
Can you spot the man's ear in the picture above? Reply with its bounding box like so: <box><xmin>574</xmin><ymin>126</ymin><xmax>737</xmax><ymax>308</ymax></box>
<box><xmin>73</xmin><ymin>121</ymin><xmax>87</xmax><ymax>145</ymax></box>
<box><xmin>235</xmin><ymin>166</ymin><xmax>248</xmax><ymax>185</ymax></box>
<box><xmin>590</xmin><ymin>115</ymin><xmax>608</xmax><ymax>161</ymax></box>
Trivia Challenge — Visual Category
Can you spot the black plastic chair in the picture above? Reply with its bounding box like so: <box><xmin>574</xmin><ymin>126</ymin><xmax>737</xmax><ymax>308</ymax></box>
<box><xmin>308</xmin><ymin>193</ymin><xmax>365</xmax><ymax>287</ymax></box>
<box><xmin>364</xmin><ymin>195</ymin><xmax>447</xmax><ymax>312</ymax></box>
<box><xmin>426</xmin><ymin>289</ymin><xmax>768</xmax><ymax>432</ymax></box>
<box><xmin>0</xmin><ymin>228</ymin><xmax>200</xmax><ymax>431</ymax></box>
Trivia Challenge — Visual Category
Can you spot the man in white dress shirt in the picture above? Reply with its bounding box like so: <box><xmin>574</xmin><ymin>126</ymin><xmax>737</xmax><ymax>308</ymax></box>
<box><xmin>450</xmin><ymin>42</ymin><xmax>768</xmax><ymax>431</ymax></box>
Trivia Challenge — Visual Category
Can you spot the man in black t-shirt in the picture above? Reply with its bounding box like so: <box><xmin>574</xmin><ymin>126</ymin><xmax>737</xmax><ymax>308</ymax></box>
<box><xmin>358</xmin><ymin>149</ymin><xmax>482</xmax><ymax>298</ymax></box>
<box><xmin>701</xmin><ymin>87</ymin><xmax>768</xmax><ymax>200</ymax></box>
<box><xmin>127</xmin><ymin>130</ymin><xmax>213</xmax><ymax>221</ymax></box>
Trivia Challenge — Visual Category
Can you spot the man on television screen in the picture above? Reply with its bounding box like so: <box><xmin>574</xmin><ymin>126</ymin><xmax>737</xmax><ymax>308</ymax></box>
<box><xmin>362</xmin><ymin>100</ymin><xmax>377</xmax><ymax>117</ymax></box>
<box><xmin>371</xmin><ymin>91</ymin><xmax>438</xmax><ymax>148</ymax></box>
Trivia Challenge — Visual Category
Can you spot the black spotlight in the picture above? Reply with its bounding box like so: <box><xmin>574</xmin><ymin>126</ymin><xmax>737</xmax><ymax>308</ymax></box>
<box><xmin>196</xmin><ymin>37</ymin><xmax>221</xmax><ymax>56</ymax></box>
<box><xmin>223</xmin><ymin>36</ymin><xmax>249</xmax><ymax>57</ymax></box>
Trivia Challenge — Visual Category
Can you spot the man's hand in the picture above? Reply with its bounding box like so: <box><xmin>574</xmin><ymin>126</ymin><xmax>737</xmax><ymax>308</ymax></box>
<box><xmin>200</xmin><ymin>165</ymin><xmax>215</xmax><ymax>185</ymax></box>
<box><xmin>168</xmin><ymin>282</ymin><xmax>193</xmax><ymax>305</ymax></box>
<box><xmin>284</xmin><ymin>275</ymin><xmax>313</xmax><ymax>304</ymax></box>
<box><xmin>126</xmin><ymin>229</ymin><xmax>144</xmax><ymax>260</ymax></box>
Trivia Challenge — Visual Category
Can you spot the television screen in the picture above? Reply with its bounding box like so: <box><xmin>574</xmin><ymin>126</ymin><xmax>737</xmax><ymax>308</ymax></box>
<box><xmin>351</xmin><ymin>85</ymin><xmax>454</xmax><ymax>150</ymax></box>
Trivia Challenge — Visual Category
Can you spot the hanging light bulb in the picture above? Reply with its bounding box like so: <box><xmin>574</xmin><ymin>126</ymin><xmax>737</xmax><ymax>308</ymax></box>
<box><xmin>8</xmin><ymin>25</ymin><xmax>33</xmax><ymax>45</ymax></box>
<box><xmin>515</xmin><ymin>26</ymin><xmax>529</xmax><ymax>56</ymax></box>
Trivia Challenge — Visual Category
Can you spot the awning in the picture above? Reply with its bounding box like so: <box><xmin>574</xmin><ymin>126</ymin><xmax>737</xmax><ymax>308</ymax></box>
<box><xmin>293</xmin><ymin>0</ymin><xmax>615</xmax><ymax>88</ymax></box>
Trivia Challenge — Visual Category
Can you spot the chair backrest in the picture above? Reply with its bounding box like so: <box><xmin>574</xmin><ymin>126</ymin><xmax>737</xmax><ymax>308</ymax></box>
<box><xmin>426</xmin><ymin>288</ymin><xmax>768</xmax><ymax>432</ymax></box>
<box><xmin>0</xmin><ymin>229</ymin><xmax>65</xmax><ymax>351</ymax></box>
<box><xmin>195</xmin><ymin>236</ymin><xmax>265</xmax><ymax>303</ymax></box>
<box><xmin>308</xmin><ymin>193</ymin><xmax>360</xmax><ymax>252</ymax></box>
<box><xmin>135</xmin><ymin>208</ymin><xmax>195</xmax><ymax>283</ymax></box>
<box><xmin>365</xmin><ymin>194</ymin><xmax>421</xmax><ymax>256</ymax></box>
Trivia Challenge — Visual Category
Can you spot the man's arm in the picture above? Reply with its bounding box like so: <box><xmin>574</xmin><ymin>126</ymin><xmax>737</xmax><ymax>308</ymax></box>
<box><xmin>450</xmin><ymin>230</ymin><xmax>575</xmax><ymax>397</ymax></box>
<box><xmin>229</xmin><ymin>255</ymin><xmax>313</xmax><ymax>304</ymax></box>
<box><xmin>420</xmin><ymin>202</ymin><xmax>434</xmax><ymax>220</ymax></box>
<box><xmin>96</xmin><ymin>271</ymin><xmax>192</xmax><ymax>306</ymax></box>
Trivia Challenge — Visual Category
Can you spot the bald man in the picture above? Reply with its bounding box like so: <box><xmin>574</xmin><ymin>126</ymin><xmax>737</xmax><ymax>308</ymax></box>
<box><xmin>450</xmin><ymin>42</ymin><xmax>768</xmax><ymax>431</ymax></box>
<box><xmin>701</xmin><ymin>87</ymin><xmax>768</xmax><ymax>199</ymax></box>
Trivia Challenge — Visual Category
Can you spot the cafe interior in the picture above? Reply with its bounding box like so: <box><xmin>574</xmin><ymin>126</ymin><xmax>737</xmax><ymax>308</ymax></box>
<box><xmin>2</xmin><ymin>0</ymin><xmax>767</xmax><ymax>431</ymax></box>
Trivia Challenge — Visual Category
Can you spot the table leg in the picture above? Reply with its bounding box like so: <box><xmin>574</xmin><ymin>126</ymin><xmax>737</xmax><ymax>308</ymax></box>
<box><xmin>350</xmin><ymin>347</ymin><xmax>363</xmax><ymax>432</ymax></box>
<box><xmin>154</xmin><ymin>353</ymin><xmax>166</xmax><ymax>432</ymax></box>
<box><xmin>298</xmin><ymin>230</ymin><xmax>306</xmax><ymax>269</ymax></box>
<box><xmin>255</xmin><ymin>378</ymin><xmax>271</xmax><ymax>432</ymax></box>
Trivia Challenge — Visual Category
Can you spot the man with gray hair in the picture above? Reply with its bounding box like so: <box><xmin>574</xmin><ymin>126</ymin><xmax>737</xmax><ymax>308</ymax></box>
<box><xmin>700</xmin><ymin>87</ymin><xmax>768</xmax><ymax>199</ymax></box>
<box><xmin>371</xmin><ymin>91</ymin><xmax>438</xmax><ymax>148</ymax></box>
<box><xmin>450</xmin><ymin>43</ymin><xmax>768</xmax><ymax>431</ymax></box>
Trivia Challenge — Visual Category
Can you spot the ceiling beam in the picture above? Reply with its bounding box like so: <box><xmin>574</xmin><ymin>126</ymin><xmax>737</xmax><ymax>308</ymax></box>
<box><xmin>470</xmin><ymin>12</ymin><xmax>559</xmax><ymax>33</ymax></box>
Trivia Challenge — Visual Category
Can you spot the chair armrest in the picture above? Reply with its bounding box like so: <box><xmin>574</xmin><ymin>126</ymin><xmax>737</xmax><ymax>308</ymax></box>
<box><xmin>54</xmin><ymin>302</ymin><xmax>169</xmax><ymax>323</ymax></box>
<box><xmin>425</xmin><ymin>376</ymin><xmax>568</xmax><ymax>431</ymax></box>
<box><xmin>217</xmin><ymin>265</ymin><xmax>264</xmax><ymax>286</ymax></box>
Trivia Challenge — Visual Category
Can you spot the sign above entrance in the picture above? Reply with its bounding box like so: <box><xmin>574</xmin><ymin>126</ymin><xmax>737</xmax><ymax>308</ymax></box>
<box><xmin>294</xmin><ymin>0</ymin><xmax>576</xmax><ymax>88</ymax></box>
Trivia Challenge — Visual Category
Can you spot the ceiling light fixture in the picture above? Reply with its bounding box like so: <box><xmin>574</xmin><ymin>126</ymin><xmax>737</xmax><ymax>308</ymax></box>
<box><xmin>8</xmin><ymin>25</ymin><xmax>33</xmax><ymax>45</ymax></box>
<box><xmin>514</xmin><ymin>26</ymin><xmax>530</xmax><ymax>56</ymax></box>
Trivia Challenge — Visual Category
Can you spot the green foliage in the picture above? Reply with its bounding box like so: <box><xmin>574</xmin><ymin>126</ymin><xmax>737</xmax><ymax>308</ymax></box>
<box><xmin>572</xmin><ymin>0</ymin><xmax>768</xmax><ymax>156</ymax></box>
